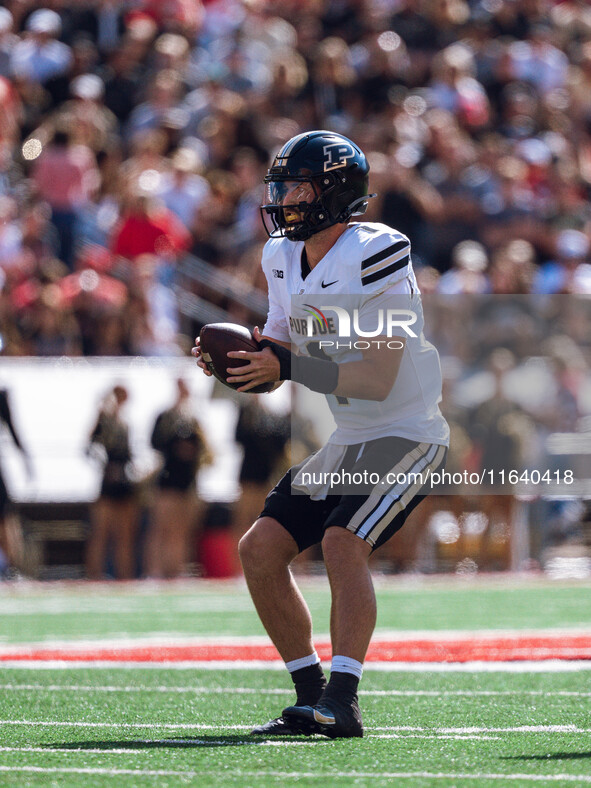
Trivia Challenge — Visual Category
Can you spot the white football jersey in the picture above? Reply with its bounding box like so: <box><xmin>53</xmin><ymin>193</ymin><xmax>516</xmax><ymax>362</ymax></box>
<box><xmin>262</xmin><ymin>222</ymin><xmax>449</xmax><ymax>447</ymax></box>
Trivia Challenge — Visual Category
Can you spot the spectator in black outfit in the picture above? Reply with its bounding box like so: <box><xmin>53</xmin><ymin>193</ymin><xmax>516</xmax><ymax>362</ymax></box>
<box><xmin>0</xmin><ymin>388</ymin><xmax>32</xmax><ymax>578</ymax></box>
<box><xmin>232</xmin><ymin>397</ymin><xmax>290</xmax><ymax>567</ymax></box>
<box><xmin>144</xmin><ymin>378</ymin><xmax>210</xmax><ymax>578</ymax></box>
<box><xmin>86</xmin><ymin>384</ymin><xmax>138</xmax><ymax>579</ymax></box>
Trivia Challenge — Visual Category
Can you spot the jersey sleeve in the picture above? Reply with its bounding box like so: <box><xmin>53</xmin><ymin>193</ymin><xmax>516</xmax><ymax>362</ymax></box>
<box><xmin>355</xmin><ymin>278</ymin><xmax>416</xmax><ymax>338</ymax></box>
<box><xmin>261</xmin><ymin>242</ymin><xmax>291</xmax><ymax>344</ymax></box>
<box><xmin>359</xmin><ymin>228</ymin><xmax>412</xmax><ymax>294</ymax></box>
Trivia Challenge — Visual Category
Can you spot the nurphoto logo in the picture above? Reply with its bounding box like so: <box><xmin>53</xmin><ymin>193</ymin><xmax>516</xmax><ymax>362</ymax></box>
<box><xmin>303</xmin><ymin>304</ymin><xmax>418</xmax><ymax>350</ymax></box>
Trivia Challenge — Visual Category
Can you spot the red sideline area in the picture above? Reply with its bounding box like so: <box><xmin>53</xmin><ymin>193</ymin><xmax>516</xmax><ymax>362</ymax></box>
<box><xmin>2</xmin><ymin>634</ymin><xmax>591</xmax><ymax>663</ymax></box>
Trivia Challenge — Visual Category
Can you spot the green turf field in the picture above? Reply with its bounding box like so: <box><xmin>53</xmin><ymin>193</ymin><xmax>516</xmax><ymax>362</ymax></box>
<box><xmin>1</xmin><ymin>578</ymin><xmax>591</xmax><ymax>786</ymax></box>
<box><xmin>2</xmin><ymin>577</ymin><xmax>591</xmax><ymax>644</ymax></box>
<box><xmin>1</xmin><ymin>666</ymin><xmax>591</xmax><ymax>787</ymax></box>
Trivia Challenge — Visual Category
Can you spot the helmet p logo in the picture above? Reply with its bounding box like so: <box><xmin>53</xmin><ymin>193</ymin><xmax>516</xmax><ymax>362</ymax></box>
<box><xmin>323</xmin><ymin>142</ymin><xmax>356</xmax><ymax>172</ymax></box>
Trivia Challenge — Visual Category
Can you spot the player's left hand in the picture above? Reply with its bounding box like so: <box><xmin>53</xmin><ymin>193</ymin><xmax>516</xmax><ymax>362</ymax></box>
<box><xmin>226</xmin><ymin>326</ymin><xmax>281</xmax><ymax>392</ymax></box>
<box><xmin>191</xmin><ymin>336</ymin><xmax>213</xmax><ymax>377</ymax></box>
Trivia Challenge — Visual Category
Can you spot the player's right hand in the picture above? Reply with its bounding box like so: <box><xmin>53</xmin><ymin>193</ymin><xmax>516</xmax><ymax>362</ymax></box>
<box><xmin>191</xmin><ymin>337</ymin><xmax>213</xmax><ymax>376</ymax></box>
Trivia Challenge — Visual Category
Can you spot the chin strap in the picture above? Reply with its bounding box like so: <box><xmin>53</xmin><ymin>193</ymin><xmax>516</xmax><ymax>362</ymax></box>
<box><xmin>259</xmin><ymin>339</ymin><xmax>339</xmax><ymax>395</ymax></box>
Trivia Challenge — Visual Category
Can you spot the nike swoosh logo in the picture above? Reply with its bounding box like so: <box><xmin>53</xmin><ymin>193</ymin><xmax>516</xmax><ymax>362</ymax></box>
<box><xmin>321</xmin><ymin>280</ymin><xmax>338</xmax><ymax>288</ymax></box>
<box><xmin>313</xmin><ymin>709</ymin><xmax>336</xmax><ymax>725</ymax></box>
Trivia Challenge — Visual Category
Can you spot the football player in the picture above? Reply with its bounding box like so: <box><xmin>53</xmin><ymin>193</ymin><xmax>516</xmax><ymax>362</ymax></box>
<box><xmin>193</xmin><ymin>130</ymin><xmax>449</xmax><ymax>738</ymax></box>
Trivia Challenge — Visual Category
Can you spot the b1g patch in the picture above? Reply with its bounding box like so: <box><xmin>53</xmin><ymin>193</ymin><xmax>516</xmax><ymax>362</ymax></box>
<box><xmin>273</xmin><ymin>269</ymin><xmax>284</xmax><ymax>278</ymax></box>
<box><xmin>323</xmin><ymin>142</ymin><xmax>356</xmax><ymax>172</ymax></box>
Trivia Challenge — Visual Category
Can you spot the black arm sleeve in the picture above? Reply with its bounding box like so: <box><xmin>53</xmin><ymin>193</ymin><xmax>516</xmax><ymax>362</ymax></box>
<box><xmin>259</xmin><ymin>339</ymin><xmax>339</xmax><ymax>395</ymax></box>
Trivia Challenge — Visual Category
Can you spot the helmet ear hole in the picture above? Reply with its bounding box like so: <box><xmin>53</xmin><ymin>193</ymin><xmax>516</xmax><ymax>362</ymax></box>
<box><xmin>328</xmin><ymin>188</ymin><xmax>355</xmax><ymax>222</ymax></box>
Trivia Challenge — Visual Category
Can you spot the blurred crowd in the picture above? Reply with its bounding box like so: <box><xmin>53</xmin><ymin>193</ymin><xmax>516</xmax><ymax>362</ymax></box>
<box><xmin>0</xmin><ymin>0</ymin><xmax>589</xmax><ymax>360</ymax></box>
<box><xmin>420</xmin><ymin>294</ymin><xmax>591</xmax><ymax>571</ymax></box>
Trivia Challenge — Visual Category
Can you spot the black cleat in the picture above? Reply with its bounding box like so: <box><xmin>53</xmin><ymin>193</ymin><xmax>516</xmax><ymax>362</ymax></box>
<box><xmin>282</xmin><ymin>698</ymin><xmax>363</xmax><ymax>739</ymax></box>
<box><xmin>250</xmin><ymin>716</ymin><xmax>302</xmax><ymax>736</ymax></box>
<box><xmin>251</xmin><ymin>674</ymin><xmax>327</xmax><ymax>737</ymax></box>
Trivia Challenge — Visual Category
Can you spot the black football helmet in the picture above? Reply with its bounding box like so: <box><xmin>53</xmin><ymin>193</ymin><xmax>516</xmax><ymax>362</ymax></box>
<box><xmin>260</xmin><ymin>130</ymin><xmax>374</xmax><ymax>242</ymax></box>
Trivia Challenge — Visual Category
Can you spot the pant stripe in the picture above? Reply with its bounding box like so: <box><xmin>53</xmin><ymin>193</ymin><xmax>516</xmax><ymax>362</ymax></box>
<box><xmin>354</xmin><ymin>443</ymin><xmax>439</xmax><ymax>541</ymax></box>
<box><xmin>359</xmin><ymin>444</ymin><xmax>447</xmax><ymax>546</ymax></box>
<box><xmin>346</xmin><ymin>442</ymin><xmax>432</xmax><ymax>535</ymax></box>
<box><xmin>347</xmin><ymin>444</ymin><xmax>446</xmax><ymax>546</ymax></box>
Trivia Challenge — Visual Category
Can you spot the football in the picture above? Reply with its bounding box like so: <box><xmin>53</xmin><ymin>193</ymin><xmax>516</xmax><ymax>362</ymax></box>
<box><xmin>199</xmin><ymin>323</ymin><xmax>275</xmax><ymax>393</ymax></box>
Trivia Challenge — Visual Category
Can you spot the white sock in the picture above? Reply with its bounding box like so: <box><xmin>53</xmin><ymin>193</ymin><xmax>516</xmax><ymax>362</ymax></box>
<box><xmin>285</xmin><ymin>652</ymin><xmax>320</xmax><ymax>673</ymax></box>
<box><xmin>331</xmin><ymin>655</ymin><xmax>363</xmax><ymax>680</ymax></box>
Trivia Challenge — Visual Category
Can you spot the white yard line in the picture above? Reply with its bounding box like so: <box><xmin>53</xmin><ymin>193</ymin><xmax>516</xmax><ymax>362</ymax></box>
<box><xmin>0</xmin><ymin>766</ymin><xmax>589</xmax><ymax>782</ymax></box>
<box><xmin>362</xmin><ymin>660</ymin><xmax>591</xmax><ymax>672</ymax></box>
<box><xmin>362</xmin><ymin>689</ymin><xmax>591</xmax><ymax>697</ymax></box>
<box><xmin>0</xmin><ymin>721</ymin><xmax>586</xmax><ymax>734</ymax></box>
<box><xmin>371</xmin><ymin>734</ymin><xmax>501</xmax><ymax>740</ymax></box>
<box><xmin>2</xmin><ymin>684</ymin><xmax>591</xmax><ymax>698</ymax></box>
<box><xmin>372</xmin><ymin>725</ymin><xmax>585</xmax><ymax>734</ymax></box>
<box><xmin>0</xmin><ymin>720</ymin><xmax>250</xmax><ymax>729</ymax></box>
<box><xmin>0</xmin><ymin>742</ymin><xmax>331</xmax><ymax>753</ymax></box>
<box><xmin>2</xmin><ymin>659</ymin><xmax>591</xmax><ymax>671</ymax></box>
<box><xmin>0</xmin><ymin>634</ymin><xmax>276</xmax><ymax>650</ymax></box>
<box><xmin>2</xmin><ymin>626</ymin><xmax>591</xmax><ymax>644</ymax></box>
<box><xmin>0</xmin><ymin>738</ymin><xmax>502</xmax><ymax>754</ymax></box>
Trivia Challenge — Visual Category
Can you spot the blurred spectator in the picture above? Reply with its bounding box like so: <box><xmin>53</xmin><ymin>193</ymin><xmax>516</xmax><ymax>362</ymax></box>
<box><xmin>125</xmin><ymin>254</ymin><xmax>182</xmax><ymax>355</ymax></box>
<box><xmin>508</xmin><ymin>23</ymin><xmax>569</xmax><ymax>96</ymax></box>
<box><xmin>534</xmin><ymin>229</ymin><xmax>591</xmax><ymax>294</ymax></box>
<box><xmin>32</xmin><ymin>127</ymin><xmax>99</xmax><ymax>269</ymax></box>
<box><xmin>0</xmin><ymin>196</ymin><xmax>24</xmax><ymax>268</ymax></box>
<box><xmin>419</xmin><ymin>110</ymin><xmax>487</xmax><ymax>269</ymax></box>
<box><xmin>226</xmin><ymin>147</ymin><xmax>267</xmax><ymax>252</ymax></box>
<box><xmin>20</xmin><ymin>202</ymin><xmax>58</xmax><ymax>263</ymax></box>
<box><xmin>144</xmin><ymin>377</ymin><xmax>211</xmax><ymax>579</ymax></box>
<box><xmin>120</xmin><ymin>127</ymin><xmax>169</xmax><ymax>187</ymax></box>
<box><xmin>374</xmin><ymin>149</ymin><xmax>444</xmax><ymax>266</ymax></box>
<box><xmin>437</xmin><ymin>240</ymin><xmax>490</xmax><ymax>294</ymax></box>
<box><xmin>138</xmin><ymin>0</ymin><xmax>203</xmax><ymax>36</ymax></box>
<box><xmin>111</xmin><ymin>191</ymin><xmax>191</xmax><ymax>263</ymax></box>
<box><xmin>75</xmin><ymin>144</ymin><xmax>122</xmax><ymax>252</ymax></box>
<box><xmin>465</xmin><ymin>349</ymin><xmax>536</xmax><ymax>569</ymax></box>
<box><xmin>428</xmin><ymin>43</ymin><xmax>490</xmax><ymax>131</ymax></box>
<box><xmin>22</xmin><ymin>283</ymin><xmax>82</xmax><ymax>356</ymax></box>
<box><xmin>58</xmin><ymin>260</ymin><xmax>128</xmax><ymax>355</ymax></box>
<box><xmin>156</xmin><ymin>146</ymin><xmax>210</xmax><ymax>230</ymax></box>
<box><xmin>85</xmin><ymin>384</ymin><xmax>138</xmax><ymax>580</ymax></box>
<box><xmin>125</xmin><ymin>68</ymin><xmax>184</xmax><ymax>141</ymax></box>
<box><xmin>0</xmin><ymin>76</ymin><xmax>23</xmax><ymax>149</ymax></box>
<box><xmin>489</xmin><ymin>239</ymin><xmax>537</xmax><ymax>294</ymax></box>
<box><xmin>152</xmin><ymin>32</ymin><xmax>192</xmax><ymax>87</ymax></box>
<box><xmin>100</xmin><ymin>40</ymin><xmax>145</xmax><ymax>125</ymax></box>
<box><xmin>0</xmin><ymin>9</ymin><xmax>17</xmax><ymax>79</ymax></box>
<box><xmin>43</xmin><ymin>35</ymin><xmax>99</xmax><ymax>110</ymax></box>
<box><xmin>232</xmin><ymin>397</ymin><xmax>290</xmax><ymax>568</ymax></box>
<box><xmin>11</xmin><ymin>9</ymin><xmax>72</xmax><ymax>85</ymax></box>
<box><xmin>0</xmin><ymin>386</ymin><xmax>32</xmax><ymax>578</ymax></box>
<box><xmin>89</xmin><ymin>311</ymin><xmax>131</xmax><ymax>356</ymax></box>
<box><xmin>306</xmin><ymin>36</ymin><xmax>356</xmax><ymax>128</ymax></box>
<box><xmin>48</xmin><ymin>72</ymin><xmax>118</xmax><ymax>152</ymax></box>
<box><xmin>59</xmin><ymin>1</ymin><xmax>126</xmax><ymax>55</ymax></box>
